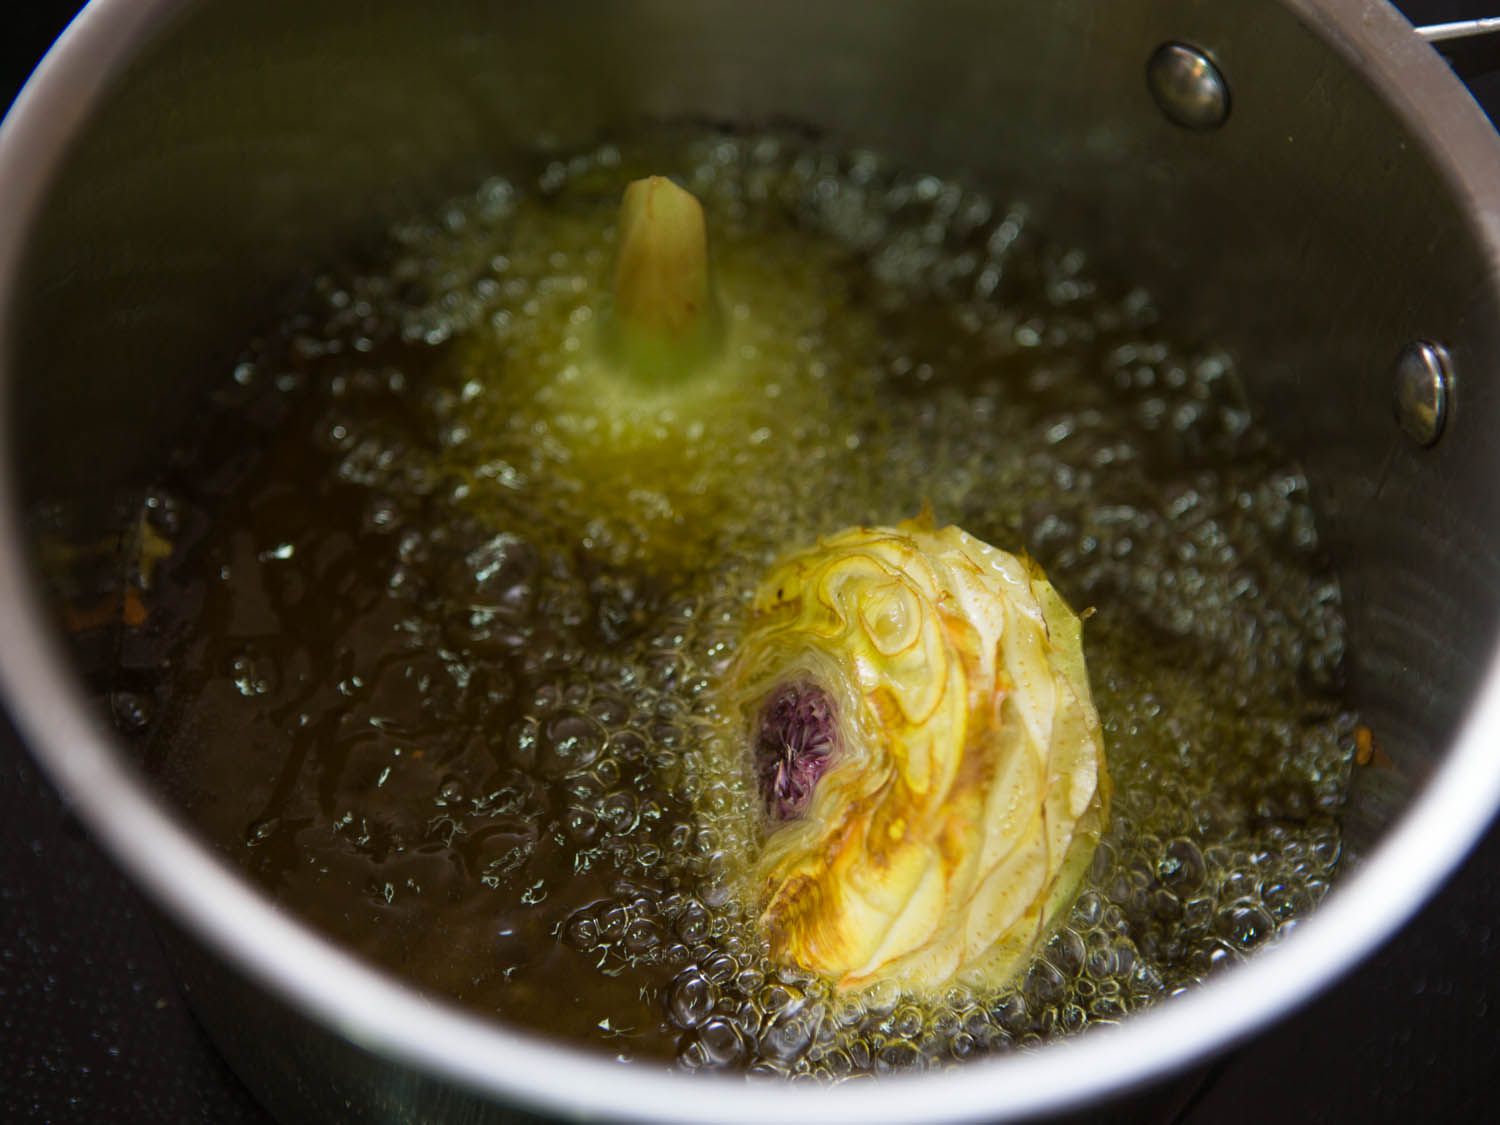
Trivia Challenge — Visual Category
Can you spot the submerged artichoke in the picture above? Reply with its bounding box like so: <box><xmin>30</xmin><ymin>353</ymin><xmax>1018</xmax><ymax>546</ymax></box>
<box><xmin>448</xmin><ymin>172</ymin><xmax>878</xmax><ymax>573</ymax></box>
<box><xmin>728</xmin><ymin>517</ymin><xmax>1110</xmax><ymax>994</ymax></box>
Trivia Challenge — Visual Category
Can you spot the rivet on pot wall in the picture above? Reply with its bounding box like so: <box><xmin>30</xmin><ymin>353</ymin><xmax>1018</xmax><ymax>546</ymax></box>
<box><xmin>1147</xmin><ymin>42</ymin><xmax>1231</xmax><ymax>130</ymax></box>
<box><xmin>1393</xmin><ymin>341</ymin><xmax>1453</xmax><ymax>447</ymax></box>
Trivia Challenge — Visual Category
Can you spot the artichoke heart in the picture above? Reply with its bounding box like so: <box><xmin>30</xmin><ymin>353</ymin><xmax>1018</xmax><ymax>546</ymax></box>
<box><xmin>729</xmin><ymin>517</ymin><xmax>1110</xmax><ymax>994</ymax></box>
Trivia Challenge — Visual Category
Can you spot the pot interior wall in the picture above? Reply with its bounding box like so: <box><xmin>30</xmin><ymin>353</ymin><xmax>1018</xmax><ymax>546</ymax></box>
<box><xmin>10</xmin><ymin>0</ymin><xmax>1500</xmax><ymax>878</ymax></box>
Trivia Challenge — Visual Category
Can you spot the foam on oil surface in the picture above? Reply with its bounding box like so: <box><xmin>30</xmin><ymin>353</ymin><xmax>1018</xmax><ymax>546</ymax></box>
<box><xmin>131</xmin><ymin>131</ymin><xmax>1354</xmax><ymax>1074</ymax></box>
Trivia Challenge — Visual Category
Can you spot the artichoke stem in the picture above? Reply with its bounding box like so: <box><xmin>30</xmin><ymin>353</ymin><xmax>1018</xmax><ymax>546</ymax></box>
<box><xmin>606</xmin><ymin>176</ymin><xmax>723</xmax><ymax>387</ymax></box>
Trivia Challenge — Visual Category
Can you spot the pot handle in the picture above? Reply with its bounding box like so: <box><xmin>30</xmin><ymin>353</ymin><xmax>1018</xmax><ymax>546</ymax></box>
<box><xmin>1417</xmin><ymin>17</ymin><xmax>1500</xmax><ymax>78</ymax></box>
<box><xmin>1417</xmin><ymin>17</ymin><xmax>1500</xmax><ymax>42</ymax></box>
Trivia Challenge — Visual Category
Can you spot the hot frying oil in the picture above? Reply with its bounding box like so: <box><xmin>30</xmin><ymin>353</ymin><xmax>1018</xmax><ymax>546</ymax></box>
<box><xmin>130</xmin><ymin>132</ymin><xmax>1355</xmax><ymax>1074</ymax></box>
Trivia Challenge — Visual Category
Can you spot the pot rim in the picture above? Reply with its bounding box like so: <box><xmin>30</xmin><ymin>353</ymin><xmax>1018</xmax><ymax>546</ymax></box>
<box><xmin>4</xmin><ymin>1</ymin><xmax>1500</xmax><ymax>1121</ymax></box>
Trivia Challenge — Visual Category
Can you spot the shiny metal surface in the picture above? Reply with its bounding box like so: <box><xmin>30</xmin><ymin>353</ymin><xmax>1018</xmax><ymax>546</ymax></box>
<box><xmin>4</xmin><ymin>1</ymin><xmax>1500</xmax><ymax>1122</ymax></box>
<box><xmin>1417</xmin><ymin>17</ymin><xmax>1500</xmax><ymax>42</ymax></box>
<box><xmin>1146</xmin><ymin>42</ymin><xmax>1231</xmax><ymax>130</ymax></box>
<box><xmin>1393</xmin><ymin>340</ymin><xmax>1453</xmax><ymax>446</ymax></box>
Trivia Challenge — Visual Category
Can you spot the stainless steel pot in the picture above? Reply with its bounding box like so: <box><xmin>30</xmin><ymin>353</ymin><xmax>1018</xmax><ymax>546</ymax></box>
<box><xmin>4</xmin><ymin>1</ymin><xmax>1500</xmax><ymax>1121</ymax></box>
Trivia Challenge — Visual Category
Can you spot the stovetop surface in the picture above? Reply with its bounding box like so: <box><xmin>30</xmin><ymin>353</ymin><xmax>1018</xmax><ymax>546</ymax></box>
<box><xmin>3</xmin><ymin>2</ymin><xmax>1499</xmax><ymax>1121</ymax></box>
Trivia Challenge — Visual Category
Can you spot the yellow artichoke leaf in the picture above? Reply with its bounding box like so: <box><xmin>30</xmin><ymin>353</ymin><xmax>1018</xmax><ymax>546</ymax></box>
<box><xmin>960</xmin><ymin>813</ymin><xmax>1050</xmax><ymax>970</ymax></box>
<box><xmin>976</xmin><ymin>714</ymin><xmax>1049</xmax><ymax>875</ymax></box>
<box><xmin>997</xmin><ymin>598</ymin><xmax>1060</xmax><ymax>772</ymax></box>
<box><xmin>842</xmin><ymin>844</ymin><xmax>947</xmax><ymax>981</ymax></box>
<box><xmin>845</xmin><ymin>855</ymin><xmax>957</xmax><ymax>989</ymax></box>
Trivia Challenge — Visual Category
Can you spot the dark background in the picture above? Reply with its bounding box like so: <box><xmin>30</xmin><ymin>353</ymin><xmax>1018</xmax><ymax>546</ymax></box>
<box><xmin>3</xmin><ymin>2</ymin><xmax>1499</xmax><ymax>1121</ymax></box>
